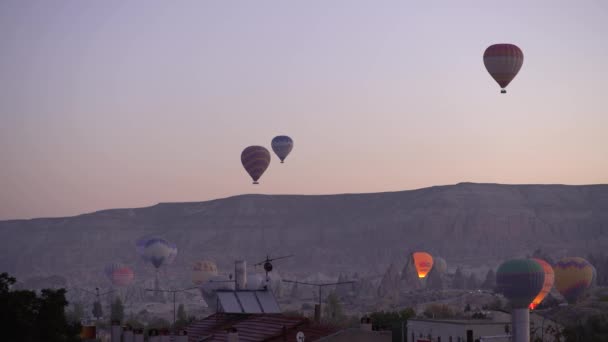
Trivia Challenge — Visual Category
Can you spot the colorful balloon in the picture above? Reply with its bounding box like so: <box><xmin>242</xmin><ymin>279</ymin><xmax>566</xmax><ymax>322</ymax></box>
<box><xmin>483</xmin><ymin>44</ymin><xmax>524</xmax><ymax>93</ymax></box>
<box><xmin>104</xmin><ymin>263</ymin><xmax>134</xmax><ymax>287</ymax></box>
<box><xmin>554</xmin><ymin>257</ymin><xmax>593</xmax><ymax>303</ymax></box>
<box><xmin>433</xmin><ymin>257</ymin><xmax>447</xmax><ymax>274</ymax></box>
<box><xmin>241</xmin><ymin>146</ymin><xmax>271</xmax><ymax>184</ymax></box>
<box><xmin>412</xmin><ymin>252</ymin><xmax>434</xmax><ymax>278</ymax></box>
<box><xmin>496</xmin><ymin>259</ymin><xmax>545</xmax><ymax>308</ymax></box>
<box><xmin>138</xmin><ymin>237</ymin><xmax>173</xmax><ymax>269</ymax></box>
<box><xmin>529</xmin><ymin>258</ymin><xmax>555</xmax><ymax>310</ymax></box>
<box><xmin>271</xmin><ymin>136</ymin><xmax>294</xmax><ymax>163</ymax></box>
<box><xmin>192</xmin><ymin>260</ymin><xmax>218</xmax><ymax>285</ymax></box>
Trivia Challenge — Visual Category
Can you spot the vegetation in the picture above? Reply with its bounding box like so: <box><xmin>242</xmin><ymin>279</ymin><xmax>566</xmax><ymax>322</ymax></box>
<box><xmin>110</xmin><ymin>297</ymin><xmax>125</xmax><ymax>323</ymax></box>
<box><xmin>423</xmin><ymin>304</ymin><xmax>456</xmax><ymax>319</ymax></box>
<box><xmin>0</xmin><ymin>272</ymin><xmax>81</xmax><ymax>342</ymax></box>
<box><xmin>562</xmin><ymin>314</ymin><xmax>608</xmax><ymax>342</ymax></box>
<box><xmin>369</xmin><ymin>308</ymin><xmax>415</xmax><ymax>331</ymax></box>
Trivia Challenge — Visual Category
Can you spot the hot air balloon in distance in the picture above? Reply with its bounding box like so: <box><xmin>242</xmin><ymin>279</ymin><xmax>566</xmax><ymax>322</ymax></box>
<box><xmin>104</xmin><ymin>263</ymin><xmax>135</xmax><ymax>287</ymax></box>
<box><xmin>554</xmin><ymin>257</ymin><xmax>593</xmax><ymax>304</ymax></box>
<box><xmin>241</xmin><ymin>146</ymin><xmax>271</xmax><ymax>184</ymax></box>
<box><xmin>141</xmin><ymin>237</ymin><xmax>173</xmax><ymax>269</ymax></box>
<box><xmin>165</xmin><ymin>241</ymin><xmax>178</xmax><ymax>265</ymax></box>
<box><xmin>496</xmin><ymin>259</ymin><xmax>545</xmax><ymax>308</ymax></box>
<box><xmin>412</xmin><ymin>252</ymin><xmax>434</xmax><ymax>278</ymax></box>
<box><xmin>483</xmin><ymin>43</ymin><xmax>524</xmax><ymax>94</ymax></box>
<box><xmin>271</xmin><ymin>136</ymin><xmax>294</xmax><ymax>163</ymax></box>
<box><xmin>192</xmin><ymin>260</ymin><xmax>218</xmax><ymax>285</ymax></box>
<box><xmin>433</xmin><ymin>257</ymin><xmax>448</xmax><ymax>275</ymax></box>
<box><xmin>529</xmin><ymin>258</ymin><xmax>555</xmax><ymax>310</ymax></box>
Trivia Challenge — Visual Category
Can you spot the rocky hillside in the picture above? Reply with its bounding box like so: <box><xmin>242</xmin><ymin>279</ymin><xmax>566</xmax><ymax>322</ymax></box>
<box><xmin>1</xmin><ymin>183</ymin><xmax>607</xmax><ymax>285</ymax></box>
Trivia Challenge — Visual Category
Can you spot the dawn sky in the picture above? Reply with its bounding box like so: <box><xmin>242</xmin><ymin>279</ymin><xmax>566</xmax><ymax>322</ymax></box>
<box><xmin>1</xmin><ymin>0</ymin><xmax>607</xmax><ymax>220</ymax></box>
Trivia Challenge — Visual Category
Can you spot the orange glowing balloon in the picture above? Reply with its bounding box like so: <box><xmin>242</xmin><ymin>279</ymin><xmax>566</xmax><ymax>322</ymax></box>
<box><xmin>529</xmin><ymin>258</ymin><xmax>555</xmax><ymax>310</ymax></box>
<box><xmin>412</xmin><ymin>252</ymin><xmax>434</xmax><ymax>278</ymax></box>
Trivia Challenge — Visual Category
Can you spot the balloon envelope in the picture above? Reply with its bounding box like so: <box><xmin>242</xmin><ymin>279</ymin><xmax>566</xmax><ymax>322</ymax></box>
<box><xmin>192</xmin><ymin>260</ymin><xmax>219</xmax><ymax>285</ymax></box>
<box><xmin>241</xmin><ymin>146</ymin><xmax>271</xmax><ymax>184</ymax></box>
<box><xmin>496</xmin><ymin>259</ymin><xmax>545</xmax><ymax>308</ymax></box>
<box><xmin>529</xmin><ymin>258</ymin><xmax>555</xmax><ymax>310</ymax></box>
<box><xmin>140</xmin><ymin>237</ymin><xmax>173</xmax><ymax>269</ymax></box>
<box><xmin>433</xmin><ymin>257</ymin><xmax>448</xmax><ymax>274</ymax></box>
<box><xmin>412</xmin><ymin>252</ymin><xmax>434</xmax><ymax>278</ymax></box>
<box><xmin>104</xmin><ymin>263</ymin><xmax>134</xmax><ymax>287</ymax></box>
<box><xmin>554</xmin><ymin>257</ymin><xmax>593</xmax><ymax>303</ymax></box>
<box><xmin>271</xmin><ymin>136</ymin><xmax>294</xmax><ymax>163</ymax></box>
<box><xmin>483</xmin><ymin>44</ymin><xmax>524</xmax><ymax>93</ymax></box>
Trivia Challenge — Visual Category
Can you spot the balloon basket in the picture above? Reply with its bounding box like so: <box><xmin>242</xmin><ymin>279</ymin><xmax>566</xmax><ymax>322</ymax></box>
<box><xmin>253</xmin><ymin>181</ymin><xmax>259</xmax><ymax>185</ymax></box>
<box><xmin>501</xmin><ymin>89</ymin><xmax>507</xmax><ymax>94</ymax></box>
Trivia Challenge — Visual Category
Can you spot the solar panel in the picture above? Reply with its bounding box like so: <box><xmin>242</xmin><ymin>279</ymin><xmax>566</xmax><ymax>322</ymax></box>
<box><xmin>237</xmin><ymin>292</ymin><xmax>263</xmax><ymax>313</ymax></box>
<box><xmin>217</xmin><ymin>291</ymin><xmax>242</xmax><ymax>313</ymax></box>
<box><xmin>216</xmin><ymin>290</ymin><xmax>281</xmax><ymax>314</ymax></box>
<box><xmin>256</xmin><ymin>290</ymin><xmax>281</xmax><ymax>313</ymax></box>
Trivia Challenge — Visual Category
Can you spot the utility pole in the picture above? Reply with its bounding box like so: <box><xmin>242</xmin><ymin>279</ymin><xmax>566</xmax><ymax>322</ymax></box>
<box><xmin>75</xmin><ymin>287</ymin><xmax>115</xmax><ymax>321</ymax></box>
<box><xmin>145</xmin><ymin>286</ymin><xmax>198</xmax><ymax>331</ymax></box>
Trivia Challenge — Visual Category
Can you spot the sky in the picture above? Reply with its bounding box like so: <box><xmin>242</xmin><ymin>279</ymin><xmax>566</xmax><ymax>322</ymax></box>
<box><xmin>0</xmin><ymin>0</ymin><xmax>607</xmax><ymax>220</ymax></box>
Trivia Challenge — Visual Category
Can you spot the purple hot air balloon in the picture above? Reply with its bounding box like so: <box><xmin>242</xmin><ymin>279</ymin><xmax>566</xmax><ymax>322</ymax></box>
<box><xmin>271</xmin><ymin>136</ymin><xmax>294</xmax><ymax>163</ymax></box>
<box><xmin>241</xmin><ymin>146</ymin><xmax>271</xmax><ymax>184</ymax></box>
<box><xmin>483</xmin><ymin>44</ymin><xmax>524</xmax><ymax>94</ymax></box>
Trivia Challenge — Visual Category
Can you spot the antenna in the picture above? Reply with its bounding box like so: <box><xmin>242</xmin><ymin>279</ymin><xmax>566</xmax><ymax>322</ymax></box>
<box><xmin>254</xmin><ymin>254</ymin><xmax>294</xmax><ymax>281</ymax></box>
<box><xmin>282</xmin><ymin>279</ymin><xmax>355</xmax><ymax>316</ymax></box>
<box><xmin>145</xmin><ymin>286</ymin><xmax>198</xmax><ymax>332</ymax></box>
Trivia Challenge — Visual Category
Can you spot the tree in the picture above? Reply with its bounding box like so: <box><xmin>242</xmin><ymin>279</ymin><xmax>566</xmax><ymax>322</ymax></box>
<box><xmin>369</xmin><ymin>308</ymin><xmax>416</xmax><ymax>331</ymax></box>
<box><xmin>0</xmin><ymin>272</ymin><xmax>81</xmax><ymax>342</ymax></box>
<box><xmin>562</xmin><ymin>314</ymin><xmax>608</xmax><ymax>341</ymax></box>
<box><xmin>481</xmin><ymin>269</ymin><xmax>496</xmax><ymax>290</ymax></box>
<box><xmin>324</xmin><ymin>291</ymin><xmax>344</xmax><ymax>322</ymax></box>
<box><xmin>174</xmin><ymin>303</ymin><xmax>192</xmax><ymax>330</ymax></box>
<box><xmin>452</xmin><ymin>267</ymin><xmax>466</xmax><ymax>289</ymax></box>
<box><xmin>66</xmin><ymin>302</ymin><xmax>85</xmax><ymax>323</ymax></box>
<box><xmin>111</xmin><ymin>297</ymin><xmax>125</xmax><ymax>323</ymax></box>
<box><xmin>93</xmin><ymin>301</ymin><xmax>103</xmax><ymax>320</ymax></box>
<box><xmin>467</xmin><ymin>273</ymin><xmax>479</xmax><ymax>290</ymax></box>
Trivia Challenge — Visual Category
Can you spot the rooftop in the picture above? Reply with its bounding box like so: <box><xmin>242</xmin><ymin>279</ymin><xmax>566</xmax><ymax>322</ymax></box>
<box><xmin>186</xmin><ymin>313</ymin><xmax>338</xmax><ymax>342</ymax></box>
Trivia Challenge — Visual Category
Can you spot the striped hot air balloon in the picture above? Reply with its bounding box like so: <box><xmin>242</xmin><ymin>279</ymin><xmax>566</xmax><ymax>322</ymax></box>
<box><xmin>104</xmin><ymin>263</ymin><xmax>134</xmax><ymax>287</ymax></box>
<box><xmin>554</xmin><ymin>257</ymin><xmax>593</xmax><ymax>303</ymax></box>
<box><xmin>271</xmin><ymin>136</ymin><xmax>294</xmax><ymax>163</ymax></box>
<box><xmin>412</xmin><ymin>252</ymin><xmax>434</xmax><ymax>278</ymax></box>
<box><xmin>496</xmin><ymin>259</ymin><xmax>545</xmax><ymax>308</ymax></box>
<box><xmin>241</xmin><ymin>146</ymin><xmax>271</xmax><ymax>184</ymax></box>
<box><xmin>483</xmin><ymin>44</ymin><xmax>524</xmax><ymax>93</ymax></box>
<box><xmin>529</xmin><ymin>258</ymin><xmax>555</xmax><ymax>310</ymax></box>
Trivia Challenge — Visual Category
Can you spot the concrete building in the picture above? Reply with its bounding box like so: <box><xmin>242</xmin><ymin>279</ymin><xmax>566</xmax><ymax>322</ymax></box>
<box><xmin>407</xmin><ymin>318</ymin><xmax>511</xmax><ymax>342</ymax></box>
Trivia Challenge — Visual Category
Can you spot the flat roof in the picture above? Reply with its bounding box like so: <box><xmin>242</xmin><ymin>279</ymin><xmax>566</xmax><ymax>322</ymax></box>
<box><xmin>408</xmin><ymin>319</ymin><xmax>510</xmax><ymax>326</ymax></box>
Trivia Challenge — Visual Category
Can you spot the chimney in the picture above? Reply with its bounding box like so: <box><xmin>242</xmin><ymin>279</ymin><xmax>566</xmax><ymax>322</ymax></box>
<box><xmin>360</xmin><ymin>316</ymin><xmax>373</xmax><ymax>331</ymax></box>
<box><xmin>227</xmin><ymin>327</ymin><xmax>239</xmax><ymax>342</ymax></box>
<box><xmin>110</xmin><ymin>320</ymin><xmax>122</xmax><ymax>342</ymax></box>
<box><xmin>133</xmin><ymin>328</ymin><xmax>144</xmax><ymax>342</ymax></box>
<box><xmin>235</xmin><ymin>260</ymin><xmax>247</xmax><ymax>289</ymax></box>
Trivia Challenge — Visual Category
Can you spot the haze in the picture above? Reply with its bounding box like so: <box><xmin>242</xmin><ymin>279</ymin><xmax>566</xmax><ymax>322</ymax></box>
<box><xmin>1</xmin><ymin>0</ymin><xmax>607</xmax><ymax>220</ymax></box>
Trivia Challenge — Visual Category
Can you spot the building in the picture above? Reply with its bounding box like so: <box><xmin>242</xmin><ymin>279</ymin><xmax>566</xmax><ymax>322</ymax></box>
<box><xmin>186</xmin><ymin>313</ymin><xmax>337</xmax><ymax>342</ymax></box>
<box><xmin>316</xmin><ymin>328</ymin><xmax>392</xmax><ymax>342</ymax></box>
<box><xmin>407</xmin><ymin>318</ymin><xmax>511</xmax><ymax>342</ymax></box>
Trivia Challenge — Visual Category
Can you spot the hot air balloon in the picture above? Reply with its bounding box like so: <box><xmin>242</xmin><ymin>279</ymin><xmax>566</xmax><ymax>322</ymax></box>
<box><xmin>271</xmin><ymin>136</ymin><xmax>294</xmax><ymax>163</ymax></box>
<box><xmin>483</xmin><ymin>44</ymin><xmax>524</xmax><ymax>94</ymax></box>
<box><xmin>412</xmin><ymin>252</ymin><xmax>434</xmax><ymax>278</ymax></box>
<box><xmin>496</xmin><ymin>259</ymin><xmax>545</xmax><ymax>308</ymax></box>
<box><xmin>141</xmin><ymin>238</ymin><xmax>173</xmax><ymax>268</ymax></box>
<box><xmin>529</xmin><ymin>258</ymin><xmax>555</xmax><ymax>310</ymax></box>
<box><xmin>165</xmin><ymin>241</ymin><xmax>178</xmax><ymax>265</ymax></box>
<box><xmin>554</xmin><ymin>257</ymin><xmax>593</xmax><ymax>303</ymax></box>
<box><xmin>496</xmin><ymin>259</ymin><xmax>545</xmax><ymax>342</ymax></box>
<box><xmin>433</xmin><ymin>257</ymin><xmax>448</xmax><ymax>275</ymax></box>
<box><xmin>241</xmin><ymin>146</ymin><xmax>271</xmax><ymax>184</ymax></box>
<box><xmin>192</xmin><ymin>260</ymin><xmax>218</xmax><ymax>285</ymax></box>
<box><xmin>105</xmin><ymin>263</ymin><xmax>135</xmax><ymax>287</ymax></box>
